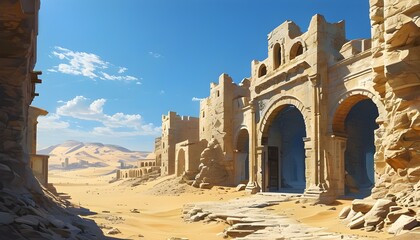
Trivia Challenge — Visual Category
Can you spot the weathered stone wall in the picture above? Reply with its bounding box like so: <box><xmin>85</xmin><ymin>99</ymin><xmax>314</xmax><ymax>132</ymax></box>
<box><xmin>160</xmin><ymin>112</ymin><xmax>199</xmax><ymax>175</ymax></box>
<box><xmin>369</xmin><ymin>0</ymin><xmax>420</xmax><ymax>206</ymax></box>
<box><xmin>0</xmin><ymin>2</ymin><xmax>107</xmax><ymax>238</ymax></box>
<box><xmin>158</xmin><ymin>1</ymin><xmax>419</xmax><ymax>206</ymax></box>
<box><xmin>197</xmin><ymin>74</ymin><xmax>250</xmax><ymax>186</ymax></box>
<box><xmin>0</xmin><ymin>0</ymin><xmax>42</xmax><ymax>193</ymax></box>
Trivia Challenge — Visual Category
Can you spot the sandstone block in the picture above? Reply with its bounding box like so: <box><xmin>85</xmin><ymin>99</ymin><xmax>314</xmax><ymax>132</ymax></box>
<box><xmin>364</xmin><ymin>199</ymin><xmax>396</xmax><ymax>227</ymax></box>
<box><xmin>388</xmin><ymin>215</ymin><xmax>419</xmax><ymax>235</ymax></box>
<box><xmin>338</xmin><ymin>206</ymin><xmax>351</xmax><ymax>219</ymax></box>
<box><xmin>385</xmin><ymin>207</ymin><xmax>415</xmax><ymax>224</ymax></box>
<box><xmin>352</xmin><ymin>199</ymin><xmax>376</xmax><ymax>213</ymax></box>
<box><xmin>347</xmin><ymin>216</ymin><xmax>365</xmax><ymax>229</ymax></box>
<box><xmin>344</xmin><ymin>209</ymin><xmax>357</xmax><ymax>222</ymax></box>
<box><xmin>350</xmin><ymin>212</ymin><xmax>364</xmax><ymax>222</ymax></box>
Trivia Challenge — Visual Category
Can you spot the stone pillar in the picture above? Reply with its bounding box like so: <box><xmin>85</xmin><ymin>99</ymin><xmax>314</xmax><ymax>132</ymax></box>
<box><xmin>256</xmin><ymin>146</ymin><xmax>265</xmax><ymax>191</ymax></box>
<box><xmin>330</xmin><ymin>135</ymin><xmax>347</xmax><ymax>196</ymax></box>
<box><xmin>246</xmin><ymin>101</ymin><xmax>260</xmax><ymax>193</ymax></box>
<box><xmin>303</xmin><ymin>74</ymin><xmax>335</xmax><ymax>203</ymax></box>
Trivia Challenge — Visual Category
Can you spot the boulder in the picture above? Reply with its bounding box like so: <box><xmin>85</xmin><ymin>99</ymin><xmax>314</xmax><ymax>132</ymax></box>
<box><xmin>363</xmin><ymin>199</ymin><xmax>396</xmax><ymax>227</ymax></box>
<box><xmin>344</xmin><ymin>209</ymin><xmax>357</xmax><ymax>222</ymax></box>
<box><xmin>347</xmin><ymin>216</ymin><xmax>365</xmax><ymax>229</ymax></box>
<box><xmin>338</xmin><ymin>206</ymin><xmax>351</xmax><ymax>219</ymax></box>
<box><xmin>388</xmin><ymin>215</ymin><xmax>418</xmax><ymax>235</ymax></box>
<box><xmin>352</xmin><ymin>199</ymin><xmax>376</xmax><ymax>213</ymax></box>
<box><xmin>385</xmin><ymin>207</ymin><xmax>415</xmax><ymax>224</ymax></box>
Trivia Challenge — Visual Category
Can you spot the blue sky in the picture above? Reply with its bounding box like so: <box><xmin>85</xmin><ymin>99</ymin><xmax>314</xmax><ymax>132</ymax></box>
<box><xmin>34</xmin><ymin>0</ymin><xmax>371</xmax><ymax>151</ymax></box>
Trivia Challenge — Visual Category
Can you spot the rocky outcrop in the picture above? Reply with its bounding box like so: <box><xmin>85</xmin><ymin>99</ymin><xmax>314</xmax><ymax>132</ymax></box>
<box><xmin>340</xmin><ymin>197</ymin><xmax>419</xmax><ymax>235</ymax></box>
<box><xmin>369</xmin><ymin>0</ymin><xmax>420</xmax><ymax>206</ymax></box>
<box><xmin>192</xmin><ymin>139</ymin><xmax>229</xmax><ymax>188</ymax></box>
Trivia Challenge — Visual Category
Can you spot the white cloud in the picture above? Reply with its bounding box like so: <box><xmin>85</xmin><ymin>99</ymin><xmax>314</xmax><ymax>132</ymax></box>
<box><xmin>136</xmin><ymin>82</ymin><xmax>142</xmax><ymax>85</ymax></box>
<box><xmin>38</xmin><ymin>114</ymin><xmax>70</xmax><ymax>129</ymax></box>
<box><xmin>100</xmin><ymin>72</ymin><xmax>138</xmax><ymax>81</ymax></box>
<box><xmin>148</xmin><ymin>51</ymin><xmax>162</xmax><ymax>58</ymax></box>
<box><xmin>37</xmin><ymin>96</ymin><xmax>161</xmax><ymax>150</ymax></box>
<box><xmin>118</xmin><ymin>67</ymin><xmax>128</xmax><ymax>74</ymax></box>
<box><xmin>55</xmin><ymin>96</ymin><xmax>160</xmax><ymax>134</ymax></box>
<box><xmin>192</xmin><ymin>97</ymin><xmax>204</xmax><ymax>102</ymax></box>
<box><xmin>49</xmin><ymin>46</ymin><xmax>140</xmax><ymax>83</ymax></box>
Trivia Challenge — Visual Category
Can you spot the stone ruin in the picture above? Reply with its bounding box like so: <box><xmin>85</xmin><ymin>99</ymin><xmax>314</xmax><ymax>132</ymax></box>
<box><xmin>191</xmin><ymin>139</ymin><xmax>228</xmax><ymax>189</ymax></box>
<box><xmin>0</xmin><ymin>1</ymin><xmax>106</xmax><ymax>238</ymax></box>
<box><xmin>156</xmin><ymin>0</ymin><xmax>420</xmax><ymax>235</ymax></box>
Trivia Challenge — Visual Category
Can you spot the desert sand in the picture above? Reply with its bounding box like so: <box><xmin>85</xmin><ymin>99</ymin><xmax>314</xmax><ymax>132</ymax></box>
<box><xmin>48</xmin><ymin>165</ymin><xmax>394</xmax><ymax>240</ymax></box>
<box><xmin>49</xmin><ymin>167</ymin><xmax>246</xmax><ymax>239</ymax></box>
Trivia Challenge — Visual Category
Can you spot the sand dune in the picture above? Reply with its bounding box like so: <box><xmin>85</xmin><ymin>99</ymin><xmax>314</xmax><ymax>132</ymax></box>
<box><xmin>41</xmin><ymin>140</ymin><xmax>149</xmax><ymax>168</ymax></box>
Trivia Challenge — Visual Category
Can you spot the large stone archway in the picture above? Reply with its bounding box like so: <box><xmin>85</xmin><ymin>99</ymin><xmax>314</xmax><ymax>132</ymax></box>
<box><xmin>234</xmin><ymin>128</ymin><xmax>249</xmax><ymax>185</ymax></box>
<box><xmin>331</xmin><ymin>95</ymin><xmax>379</xmax><ymax>198</ymax></box>
<box><xmin>260</xmin><ymin>104</ymin><xmax>307</xmax><ymax>193</ymax></box>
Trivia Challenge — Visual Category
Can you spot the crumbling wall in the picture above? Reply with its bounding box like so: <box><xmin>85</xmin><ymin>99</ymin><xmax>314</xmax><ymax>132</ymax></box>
<box><xmin>0</xmin><ymin>1</ymin><xmax>106</xmax><ymax>238</ymax></box>
<box><xmin>370</xmin><ymin>0</ymin><xmax>420</xmax><ymax>207</ymax></box>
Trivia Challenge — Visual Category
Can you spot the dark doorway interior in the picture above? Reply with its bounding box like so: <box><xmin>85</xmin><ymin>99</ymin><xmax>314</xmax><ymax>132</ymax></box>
<box><xmin>344</xmin><ymin>99</ymin><xmax>379</xmax><ymax>198</ymax></box>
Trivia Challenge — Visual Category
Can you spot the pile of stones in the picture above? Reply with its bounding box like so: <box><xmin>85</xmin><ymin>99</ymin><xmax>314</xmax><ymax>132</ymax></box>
<box><xmin>0</xmin><ymin>187</ymin><xmax>105</xmax><ymax>239</ymax></box>
<box><xmin>339</xmin><ymin>197</ymin><xmax>420</xmax><ymax>236</ymax></box>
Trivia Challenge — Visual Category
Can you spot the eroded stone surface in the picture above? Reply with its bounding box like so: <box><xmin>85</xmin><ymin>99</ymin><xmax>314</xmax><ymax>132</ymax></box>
<box><xmin>183</xmin><ymin>194</ymin><xmax>362</xmax><ymax>239</ymax></box>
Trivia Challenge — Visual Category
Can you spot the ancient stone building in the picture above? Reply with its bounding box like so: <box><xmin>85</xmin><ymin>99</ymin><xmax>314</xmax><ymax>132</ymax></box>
<box><xmin>160</xmin><ymin>112</ymin><xmax>200</xmax><ymax>175</ymax></box>
<box><xmin>199</xmin><ymin>74</ymin><xmax>251</xmax><ymax>184</ymax></box>
<box><xmin>157</xmin><ymin>0</ymin><xmax>419</xmax><ymax>204</ymax></box>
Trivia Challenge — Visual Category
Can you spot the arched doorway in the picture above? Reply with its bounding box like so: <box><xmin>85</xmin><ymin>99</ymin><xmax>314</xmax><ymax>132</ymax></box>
<box><xmin>341</xmin><ymin>99</ymin><xmax>378</xmax><ymax>197</ymax></box>
<box><xmin>265</xmin><ymin>105</ymin><xmax>306</xmax><ymax>193</ymax></box>
<box><xmin>235</xmin><ymin>129</ymin><xmax>249</xmax><ymax>185</ymax></box>
<box><xmin>177</xmin><ymin>149</ymin><xmax>185</xmax><ymax>177</ymax></box>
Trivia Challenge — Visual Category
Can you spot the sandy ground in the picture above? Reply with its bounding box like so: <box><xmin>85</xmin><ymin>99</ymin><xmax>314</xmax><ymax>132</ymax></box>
<box><xmin>270</xmin><ymin>200</ymin><xmax>390</xmax><ymax>239</ymax></box>
<box><xmin>49</xmin><ymin>167</ymin><xmax>392</xmax><ymax>240</ymax></box>
<box><xmin>49</xmin><ymin>167</ymin><xmax>246</xmax><ymax>239</ymax></box>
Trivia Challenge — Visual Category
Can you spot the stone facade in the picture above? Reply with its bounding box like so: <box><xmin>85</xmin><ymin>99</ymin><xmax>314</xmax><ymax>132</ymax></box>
<box><xmin>157</xmin><ymin>1</ymin><xmax>419</xmax><ymax>204</ymax></box>
<box><xmin>116</xmin><ymin>161</ymin><xmax>160</xmax><ymax>180</ymax></box>
<box><xmin>160</xmin><ymin>112</ymin><xmax>200</xmax><ymax>176</ymax></box>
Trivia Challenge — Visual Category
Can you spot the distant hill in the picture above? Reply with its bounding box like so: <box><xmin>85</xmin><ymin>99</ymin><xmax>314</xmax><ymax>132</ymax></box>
<box><xmin>38</xmin><ymin>140</ymin><xmax>150</xmax><ymax>170</ymax></box>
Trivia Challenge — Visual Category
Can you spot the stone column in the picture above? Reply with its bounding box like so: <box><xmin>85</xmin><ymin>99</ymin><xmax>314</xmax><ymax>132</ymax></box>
<box><xmin>256</xmin><ymin>145</ymin><xmax>265</xmax><ymax>191</ymax></box>
<box><xmin>304</xmin><ymin>74</ymin><xmax>334</xmax><ymax>203</ymax></box>
<box><xmin>330</xmin><ymin>135</ymin><xmax>347</xmax><ymax>196</ymax></box>
<box><xmin>246</xmin><ymin>101</ymin><xmax>260</xmax><ymax>193</ymax></box>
